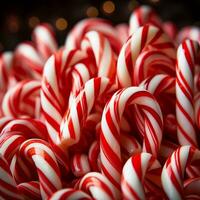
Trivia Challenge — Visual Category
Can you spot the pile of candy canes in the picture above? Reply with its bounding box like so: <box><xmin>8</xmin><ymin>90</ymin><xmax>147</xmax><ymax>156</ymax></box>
<box><xmin>1</xmin><ymin>5</ymin><xmax>200</xmax><ymax>200</ymax></box>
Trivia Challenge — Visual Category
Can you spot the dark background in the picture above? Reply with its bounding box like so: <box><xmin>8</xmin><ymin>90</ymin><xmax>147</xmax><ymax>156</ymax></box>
<box><xmin>0</xmin><ymin>0</ymin><xmax>200</xmax><ymax>51</ymax></box>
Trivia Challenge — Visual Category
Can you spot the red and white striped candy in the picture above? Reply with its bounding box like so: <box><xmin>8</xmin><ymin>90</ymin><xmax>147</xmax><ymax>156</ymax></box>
<box><xmin>115</xmin><ymin>24</ymin><xmax>129</xmax><ymax>46</ymax></box>
<box><xmin>2</xmin><ymin>80</ymin><xmax>41</xmax><ymax>118</ymax></box>
<box><xmin>13</xmin><ymin>42</ymin><xmax>43</xmax><ymax>79</ymax></box>
<box><xmin>176</xmin><ymin>39</ymin><xmax>199</xmax><ymax>146</ymax></box>
<box><xmin>18</xmin><ymin>139</ymin><xmax>62</xmax><ymax>199</ymax></box>
<box><xmin>0</xmin><ymin>154</ymin><xmax>22</xmax><ymax>199</ymax></box>
<box><xmin>81</xmin><ymin>31</ymin><xmax>117</xmax><ymax>81</ymax></box>
<box><xmin>129</xmin><ymin>5</ymin><xmax>162</xmax><ymax>35</ymax></box>
<box><xmin>88</xmin><ymin>141</ymin><xmax>100</xmax><ymax>172</ymax></box>
<box><xmin>117</xmin><ymin>24</ymin><xmax>176</xmax><ymax>87</ymax></box>
<box><xmin>139</xmin><ymin>74</ymin><xmax>175</xmax><ymax>116</ymax></box>
<box><xmin>41</xmin><ymin>49</ymin><xmax>88</xmax><ymax>144</ymax></box>
<box><xmin>1</xmin><ymin>118</ymin><xmax>48</xmax><ymax>140</ymax></box>
<box><xmin>134</xmin><ymin>49</ymin><xmax>175</xmax><ymax>85</ymax></box>
<box><xmin>177</xmin><ymin>26</ymin><xmax>200</xmax><ymax>44</ymax></box>
<box><xmin>32</xmin><ymin>23</ymin><xmax>58</xmax><ymax>61</ymax></box>
<box><xmin>78</xmin><ymin>172</ymin><xmax>117</xmax><ymax>200</ymax></box>
<box><xmin>0</xmin><ymin>119</ymin><xmax>48</xmax><ymax>161</ymax></box>
<box><xmin>163</xmin><ymin>22</ymin><xmax>177</xmax><ymax>40</ymax></box>
<box><xmin>70</xmin><ymin>63</ymin><xmax>93</xmax><ymax>97</ymax></box>
<box><xmin>17</xmin><ymin>181</ymin><xmax>41</xmax><ymax>200</ymax></box>
<box><xmin>161</xmin><ymin>145</ymin><xmax>200</xmax><ymax>199</ymax></box>
<box><xmin>121</xmin><ymin>152</ymin><xmax>162</xmax><ymax>200</ymax></box>
<box><xmin>0</xmin><ymin>133</ymin><xmax>25</xmax><ymax>165</ymax></box>
<box><xmin>65</xmin><ymin>18</ymin><xmax>121</xmax><ymax>54</ymax></box>
<box><xmin>194</xmin><ymin>92</ymin><xmax>200</xmax><ymax>129</ymax></box>
<box><xmin>71</xmin><ymin>154</ymin><xmax>91</xmax><ymax>177</ymax></box>
<box><xmin>49</xmin><ymin>188</ymin><xmax>92</xmax><ymax>200</ymax></box>
<box><xmin>120</xmin><ymin>132</ymin><xmax>141</xmax><ymax>162</ymax></box>
<box><xmin>60</xmin><ymin>77</ymin><xmax>116</xmax><ymax>149</ymax></box>
<box><xmin>0</xmin><ymin>116</ymin><xmax>13</xmax><ymax>132</ymax></box>
<box><xmin>100</xmin><ymin>87</ymin><xmax>163</xmax><ymax>194</ymax></box>
<box><xmin>159</xmin><ymin>139</ymin><xmax>178</xmax><ymax>163</ymax></box>
<box><xmin>0</xmin><ymin>52</ymin><xmax>13</xmax><ymax>95</ymax></box>
<box><xmin>184</xmin><ymin>177</ymin><xmax>200</xmax><ymax>199</ymax></box>
<box><xmin>0</xmin><ymin>119</ymin><xmax>48</xmax><ymax>183</ymax></box>
<box><xmin>140</xmin><ymin>74</ymin><xmax>175</xmax><ymax>97</ymax></box>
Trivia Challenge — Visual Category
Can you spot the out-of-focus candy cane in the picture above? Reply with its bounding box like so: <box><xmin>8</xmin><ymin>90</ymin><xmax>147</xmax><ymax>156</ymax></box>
<box><xmin>81</xmin><ymin>31</ymin><xmax>117</xmax><ymax>81</ymax></box>
<box><xmin>115</xmin><ymin>24</ymin><xmax>129</xmax><ymax>46</ymax></box>
<box><xmin>71</xmin><ymin>154</ymin><xmax>91</xmax><ymax>177</ymax></box>
<box><xmin>32</xmin><ymin>23</ymin><xmax>58</xmax><ymax>61</ymax></box>
<box><xmin>129</xmin><ymin>6</ymin><xmax>162</xmax><ymax>35</ymax></box>
<box><xmin>163</xmin><ymin>22</ymin><xmax>177</xmax><ymax>40</ymax></box>
<box><xmin>177</xmin><ymin>26</ymin><xmax>200</xmax><ymax>44</ymax></box>
<box><xmin>13</xmin><ymin>42</ymin><xmax>43</xmax><ymax>80</ymax></box>
<box><xmin>0</xmin><ymin>154</ymin><xmax>22</xmax><ymax>199</ymax></box>
<box><xmin>17</xmin><ymin>181</ymin><xmax>41</xmax><ymax>200</ymax></box>
<box><xmin>65</xmin><ymin>18</ymin><xmax>121</xmax><ymax>54</ymax></box>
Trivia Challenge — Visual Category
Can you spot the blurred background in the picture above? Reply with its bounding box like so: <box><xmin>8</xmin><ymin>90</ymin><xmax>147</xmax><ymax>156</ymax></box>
<box><xmin>0</xmin><ymin>0</ymin><xmax>200</xmax><ymax>51</ymax></box>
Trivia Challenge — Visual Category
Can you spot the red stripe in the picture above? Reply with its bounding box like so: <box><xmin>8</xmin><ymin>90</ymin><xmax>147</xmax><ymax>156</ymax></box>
<box><xmin>140</xmin><ymin>25</ymin><xmax>149</xmax><ymax>51</ymax></box>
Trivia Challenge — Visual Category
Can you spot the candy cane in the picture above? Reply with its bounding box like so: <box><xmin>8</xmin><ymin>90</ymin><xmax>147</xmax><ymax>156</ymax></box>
<box><xmin>13</xmin><ymin>42</ymin><xmax>43</xmax><ymax>79</ymax></box>
<box><xmin>65</xmin><ymin>18</ymin><xmax>121</xmax><ymax>54</ymax></box>
<box><xmin>117</xmin><ymin>24</ymin><xmax>176</xmax><ymax>87</ymax></box>
<box><xmin>176</xmin><ymin>39</ymin><xmax>199</xmax><ymax>146</ymax></box>
<box><xmin>0</xmin><ymin>116</ymin><xmax>12</xmax><ymax>132</ymax></box>
<box><xmin>184</xmin><ymin>177</ymin><xmax>200</xmax><ymax>199</ymax></box>
<box><xmin>0</xmin><ymin>133</ymin><xmax>25</xmax><ymax>164</ymax></box>
<box><xmin>78</xmin><ymin>172</ymin><xmax>117</xmax><ymax>200</ymax></box>
<box><xmin>0</xmin><ymin>119</ymin><xmax>48</xmax><ymax>162</ymax></box>
<box><xmin>81</xmin><ymin>31</ymin><xmax>117</xmax><ymax>80</ymax></box>
<box><xmin>134</xmin><ymin>50</ymin><xmax>175</xmax><ymax>85</ymax></box>
<box><xmin>120</xmin><ymin>132</ymin><xmax>141</xmax><ymax>162</ymax></box>
<box><xmin>138</xmin><ymin>74</ymin><xmax>175</xmax><ymax>138</ymax></box>
<box><xmin>115</xmin><ymin>24</ymin><xmax>129</xmax><ymax>46</ymax></box>
<box><xmin>0</xmin><ymin>154</ymin><xmax>22</xmax><ymax>199</ymax></box>
<box><xmin>1</xmin><ymin>118</ymin><xmax>48</xmax><ymax>140</ymax></box>
<box><xmin>32</xmin><ymin>23</ymin><xmax>58</xmax><ymax>61</ymax></box>
<box><xmin>129</xmin><ymin>5</ymin><xmax>161</xmax><ymax>35</ymax></box>
<box><xmin>71</xmin><ymin>153</ymin><xmax>91</xmax><ymax>177</ymax></box>
<box><xmin>100</xmin><ymin>87</ymin><xmax>163</xmax><ymax>194</ymax></box>
<box><xmin>18</xmin><ymin>139</ymin><xmax>62</xmax><ymax>199</ymax></box>
<box><xmin>88</xmin><ymin>141</ymin><xmax>100</xmax><ymax>172</ymax></box>
<box><xmin>2</xmin><ymin>80</ymin><xmax>41</xmax><ymax>118</ymax></box>
<box><xmin>0</xmin><ymin>52</ymin><xmax>13</xmax><ymax>95</ymax></box>
<box><xmin>163</xmin><ymin>22</ymin><xmax>177</xmax><ymax>40</ymax></box>
<box><xmin>49</xmin><ymin>188</ymin><xmax>92</xmax><ymax>200</ymax></box>
<box><xmin>194</xmin><ymin>92</ymin><xmax>200</xmax><ymax>129</ymax></box>
<box><xmin>0</xmin><ymin>119</ymin><xmax>48</xmax><ymax>183</ymax></box>
<box><xmin>70</xmin><ymin>63</ymin><xmax>94</xmax><ymax>97</ymax></box>
<box><xmin>121</xmin><ymin>152</ymin><xmax>162</xmax><ymax>200</ymax></box>
<box><xmin>17</xmin><ymin>181</ymin><xmax>41</xmax><ymax>200</ymax></box>
<box><xmin>41</xmin><ymin>48</ymin><xmax>88</xmax><ymax>144</ymax></box>
<box><xmin>161</xmin><ymin>145</ymin><xmax>200</xmax><ymax>200</ymax></box>
<box><xmin>177</xmin><ymin>26</ymin><xmax>200</xmax><ymax>43</ymax></box>
<box><xmin>60</xmin><ymin>77</ymin><xmax>116</xmax><ymax>149</ymax></box>
<box><xmin>140</xmin><ymin>74</ymin><xmax>175</xmax><ymax>115</ymax></box>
